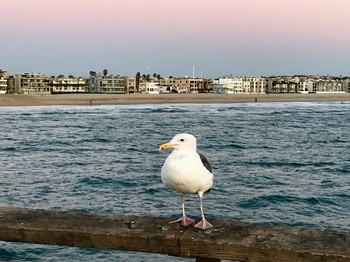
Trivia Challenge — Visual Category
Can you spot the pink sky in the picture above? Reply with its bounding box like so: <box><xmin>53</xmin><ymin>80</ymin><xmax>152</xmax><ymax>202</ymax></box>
<box><xmin>2</xmin><ymin>0</ymin><xmax>350</xmax><ymax>77</ymax></box>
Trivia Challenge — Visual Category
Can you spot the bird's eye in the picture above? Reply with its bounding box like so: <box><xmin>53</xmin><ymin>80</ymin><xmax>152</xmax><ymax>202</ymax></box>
<box><xmin>180</xmin><ymin>139</ymin><xmax>184</xmax><ymax>142</ymax></box>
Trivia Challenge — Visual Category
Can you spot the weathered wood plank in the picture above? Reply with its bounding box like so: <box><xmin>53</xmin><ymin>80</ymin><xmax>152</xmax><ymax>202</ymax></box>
<box><xmin>0</xmin><ymin>207</ymin><xmax>349</xmax><ymax>261</ymax></box>
<box><xmin>0</xmin><ymin>207</ymin><xmax>183</xmax><ymax>257</ymax></box>
<box><xmin>178</xmin><ymin>220</ymin><xmax>350</xmax><ymax>261</ymax></box>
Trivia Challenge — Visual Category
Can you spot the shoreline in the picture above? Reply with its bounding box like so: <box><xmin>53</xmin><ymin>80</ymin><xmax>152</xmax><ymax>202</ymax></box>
<box><xmin>1</xmin><ymin>93</ymin><xmax>350</xmax><ymax>107</ymax></box>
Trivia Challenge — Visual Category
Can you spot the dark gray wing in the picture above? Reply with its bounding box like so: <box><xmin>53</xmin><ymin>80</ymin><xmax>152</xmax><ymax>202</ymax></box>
<box><xmin>198</xmin><ymin>153</ymin><xmax>212</xmax><ymax>194</ymax></box>
<box><xmin>198</xmin><ymin>152</ymin><xmax>212</xmax><ymax>173</ymax></box>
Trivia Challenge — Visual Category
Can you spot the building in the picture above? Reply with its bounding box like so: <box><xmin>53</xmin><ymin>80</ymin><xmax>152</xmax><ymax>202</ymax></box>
<box><xmin>0</xmin><ymin>70</ymin><xmax>7</xmax><ymax>94</ymax></box>
<box><xmin>267</xmin><ymin>78</ymin><xmax>299</xmax><ymax>93</ymax></box>
<box><xmin>6</xmin><ymin>75</ymin><xmax>16</xmax><ymax>94</ymax></box>
<box><xmin>158</xmin><ymin>84</ymin><xmax>177</xmax><ymax>93</ymax></box>
<box><xmin>212</xmin><ymin>78</ymin><xmax>236</xmax><ymax>94</ymax></box>
<box><xmin>342</xmin><ymin>79</ymin><xmax>350</xmax><ymax>93</ymax></box>
<box><xmin>266</xmin><ymin>76</ymin><xmax>346</xmax><ymax>94</ymax></box>
<box><xmin>138</xmin><ymin>80</ymin><xmax>147</xmax><ymax>93</ymax></box>
<box><xmin>15</xmin><ymin>73</ymin><xmax>51</xmax><ymax>95</ymax></box>
<box><xmin>212</xmin><ymin>77</ymin><xmax>266</xmax><ymax>94</ymax></box>
<box><xmin>49</xmin><ymin>76</ymin><xmax>87</xmax><ymax>94</ymax></box>
<box><xmin>146</xmin><ymin>82</ymin><xmax>159</xmax><ymax>94</ymax></box>
<box><xmin>159</xmin><ymin>77</ymin><xmax>210</xmax><ymax>93</ymax></box>
<box><xmin>198</xmin><ymin>78</ymin><xmax>213</xmax><ymax>93</ymax></box>
<box><xmin>298</xmin><ymin>79</ymin><xmax>313</xmax><ymax>94</ymax></box>
<box><xmin>311</xmin><ymin>79</ymin><xmax>344</xmax><ymax>93</ymax></box>
<box><xmin>87</xmin><ymin>75</ymin><xmax>127</xmax><ymax>94</ymax></box>
<box><xmin>126</xmin><ymin>77</ymin><xmax>136</xmax><ymax>93</ymax></box>
<box><xmin>188</xmin><ymin>78</ymin><xmax>200</xmax><ymax>93</ymax></box>
<box><xmin>160</xmin><ymin>77</ymin><xmax>189</xmax><ymax>93</ymax></box>
<box><xmin>242</xmin><ymin>78</ymin><xmax>267</xmax><ymax>94</ymax></box>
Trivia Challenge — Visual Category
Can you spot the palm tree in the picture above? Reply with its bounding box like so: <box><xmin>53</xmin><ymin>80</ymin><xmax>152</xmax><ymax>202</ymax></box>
<box><xmin>136</xmin><ymin>72</ymin><xmax>141</xmax><ymax>93</ymax></box>
<box><xmin>89</xmin><ymin>71</ymin><xmax>97</xmax><ymax>77</ymax></box>
<box><xmin>103</xmin><ymin>69</ymin><xmax>108</xmax><ymax>77</ymax></box>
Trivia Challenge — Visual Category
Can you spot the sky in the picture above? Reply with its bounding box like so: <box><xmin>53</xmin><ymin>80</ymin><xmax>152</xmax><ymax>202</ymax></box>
<box><xmin>1</xmin><ymin>0</ymin><xmax>350</xmax><ymax>78</ymax></box>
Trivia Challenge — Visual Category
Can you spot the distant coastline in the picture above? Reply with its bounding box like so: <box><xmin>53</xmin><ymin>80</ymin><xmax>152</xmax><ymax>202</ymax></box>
<box><xmin>1</xmin><ymin>93</ymin><xmax>350</xmax><ymax>107</ymax></box>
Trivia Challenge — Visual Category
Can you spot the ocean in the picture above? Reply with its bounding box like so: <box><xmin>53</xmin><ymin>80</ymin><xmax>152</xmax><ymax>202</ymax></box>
<box><xmin>0</xmin><ymin>102</ymin><xmax>349</xmax><ymax>261</ymax></box>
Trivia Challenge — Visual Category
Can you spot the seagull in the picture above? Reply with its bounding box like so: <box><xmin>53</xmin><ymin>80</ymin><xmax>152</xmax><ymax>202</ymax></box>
<box><xmin>159</xmin><ymin>133</ymin><xmax>213</xmax><ymax>230</ymax></box>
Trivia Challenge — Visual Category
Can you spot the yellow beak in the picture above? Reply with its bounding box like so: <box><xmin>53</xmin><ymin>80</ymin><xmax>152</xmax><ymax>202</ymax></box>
<box><xmin>159</xmin><ymin>142</ymin><xmax>174</xmax><ymax>151</ymax></box>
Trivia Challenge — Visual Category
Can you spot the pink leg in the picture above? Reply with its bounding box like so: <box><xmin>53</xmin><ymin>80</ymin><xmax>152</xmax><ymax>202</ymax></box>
<box><xmin>194</xmin><ymin>218</ymin><xmax>213</xmax><ymax>230</ymax></box>
<box><xmin>194</xmin><ymin>192</ymin><xmax>213</xmax><ymax>230</ymax></box>
<box><xmin>169</xmin><ymin>215</ymin><xmax>195</xmax><ymax>226</ymax></box>
<box><xmin>169</xmin><ymin>194</ymin><xmax>195</xmax><ymax>226</ymax></box>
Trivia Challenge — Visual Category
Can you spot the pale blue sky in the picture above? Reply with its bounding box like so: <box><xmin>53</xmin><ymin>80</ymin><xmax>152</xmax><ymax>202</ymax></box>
<box><xmin>1</xmin><ymin>0</ymin><xmax>350</xmax><ymax>78</ymax></box>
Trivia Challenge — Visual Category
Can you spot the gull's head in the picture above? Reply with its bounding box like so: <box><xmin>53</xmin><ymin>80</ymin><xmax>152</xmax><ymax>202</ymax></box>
<box><xmin>159</xmin><ymin>133</ymin><xmax>197</xmax><ymax>151</ymax></box>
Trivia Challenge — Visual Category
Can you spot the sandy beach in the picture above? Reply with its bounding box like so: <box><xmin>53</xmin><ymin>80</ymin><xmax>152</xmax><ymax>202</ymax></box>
<box><xmin>1</xmin><ymin>93</ymin><xmax>350</xmax><ymax>107</ymax></box>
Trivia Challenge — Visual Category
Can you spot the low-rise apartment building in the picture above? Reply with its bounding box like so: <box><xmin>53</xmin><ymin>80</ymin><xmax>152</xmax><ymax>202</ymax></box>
<box><xmin>212</xmin><ymin>77</ymin><xmax>266</xmax><ymax>94</ymax></box>
<box><xmin>160</xmin><ymin>77</ymin><xmax>212</xmax><ymax>93</ymax></box>
<box><xmin>242</xmin><ymin>78</ymin><xmax>266</xmax><ymax>93</ymax></box>
<box><xmin>157</xmin><ymin>78</ymin><xmax>185</xmax><ymax>93</ymax></box>
<box><xmin>212</xmin><ymin>77</ymin><xmax>238</xmax><ymax>94</ymax></box>
<box><xmin>309</xmin><ymin>79</ymin><xmax>344</xmax><ymax>93</ymax></box>
<box><xmin>6</xmin><ymin>76</ymin><xmax>16</xmax><ymax>94</ymax></box>
<box><xmin>296</xmin><ymin>77</ymin><xmax>344</xmax><ymax>93</ymax></box>
<box><xmin>343</xmin><ymin>79</ymin><xmax>350</xmax><ymax>93</ymax></box>
<box><xmin>87</xmin><ymin>75</ymin><xmax>127</xmax><ymax>94</ymax></box>
<box><xmin>298</xmin><ymin>79</ymin><xmax>312</xmax><ymax>94</ymax></box>
<box><xmin>49</xmin><ymin>76</ymin><xmax>87</xmax><ymax>93</ymax></box>
<box><xmin>0</xmin><ymin>70</ymin><xmax>7</xmax><ymax>94</ymax></box>
<box><xmin>15</xmin><ymin>73</ymin><xmax>51</xmax><ymax>95</ymax></box>
<box><xmin>160</xmin><ymin>77</ymin><xmax>192</xmax><ymax>93</ymax></box>
<box><xmin>267</xmin><ymin>78</ymin><xmax>299</xmax><ymax>93</ymax></box>
<box><xmin>126</xmin><ymin>77</ymin><xmax>136</xmax><ymax>93</ymax></box>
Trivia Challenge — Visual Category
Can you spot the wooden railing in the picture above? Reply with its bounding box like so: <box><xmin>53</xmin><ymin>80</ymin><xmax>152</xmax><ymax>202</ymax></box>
<box><xmin>0</xmin><ymin>207</ymin><xmax>349</xmax><ymax>262</ymax></box>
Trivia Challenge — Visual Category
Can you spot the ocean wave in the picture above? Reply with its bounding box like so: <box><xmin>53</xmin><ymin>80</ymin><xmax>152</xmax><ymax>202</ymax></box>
<box><xmin>119</xmin><ymin>106</ymin><xmax>190</xmax><ymax>114</ymax></box>
<box><xmin>243</xmin><ymin>160</ymin><xmax>311</xmax><ymax>168</ymax></box>
<box><xmin>238</xmin><ymin>194</ymin><xmax>338</xmax><ymax>209</ymax></box>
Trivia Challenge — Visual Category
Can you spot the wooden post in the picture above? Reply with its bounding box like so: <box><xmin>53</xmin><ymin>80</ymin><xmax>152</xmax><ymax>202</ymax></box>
<box><xmin>0</xmin><ymin>207</ymin><xmax>349</xmax><ymax>261</ymax></box>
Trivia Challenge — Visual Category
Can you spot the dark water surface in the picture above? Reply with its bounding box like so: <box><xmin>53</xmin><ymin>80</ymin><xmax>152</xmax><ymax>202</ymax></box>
<box><xmin>1</xmin><ymin>102</ymin><xmax>349</xmax><ymax>261</ymax></box>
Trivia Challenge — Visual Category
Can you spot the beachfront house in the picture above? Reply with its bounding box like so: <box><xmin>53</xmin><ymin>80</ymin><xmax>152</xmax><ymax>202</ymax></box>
<box><xmin>146</xmin><ymin>82</ymin><xmax>159</xmax><ymax>94</ymax></box>
<box><xmin>212</xmin><ymin>78</ymin><xmax>235</xmax><ymax>94</ymax></box>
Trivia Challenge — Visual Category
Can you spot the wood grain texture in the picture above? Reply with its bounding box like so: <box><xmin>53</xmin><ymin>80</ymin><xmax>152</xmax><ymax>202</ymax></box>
<box><xmin>0</xmin><ymin>207</ymin><xmax>349</xmax><ymax>261</ymax></box>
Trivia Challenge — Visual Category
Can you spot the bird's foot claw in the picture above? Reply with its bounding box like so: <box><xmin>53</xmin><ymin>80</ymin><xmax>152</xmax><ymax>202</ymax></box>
<box><xmin>194</xmin><ymin>218</ymin><xmax>213</xmax><ymax>230</ymax></box>
<box><xmin>169</xmin><ymin>215</ymin><xmax>195</xmax><ymax>226</ymax></box>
